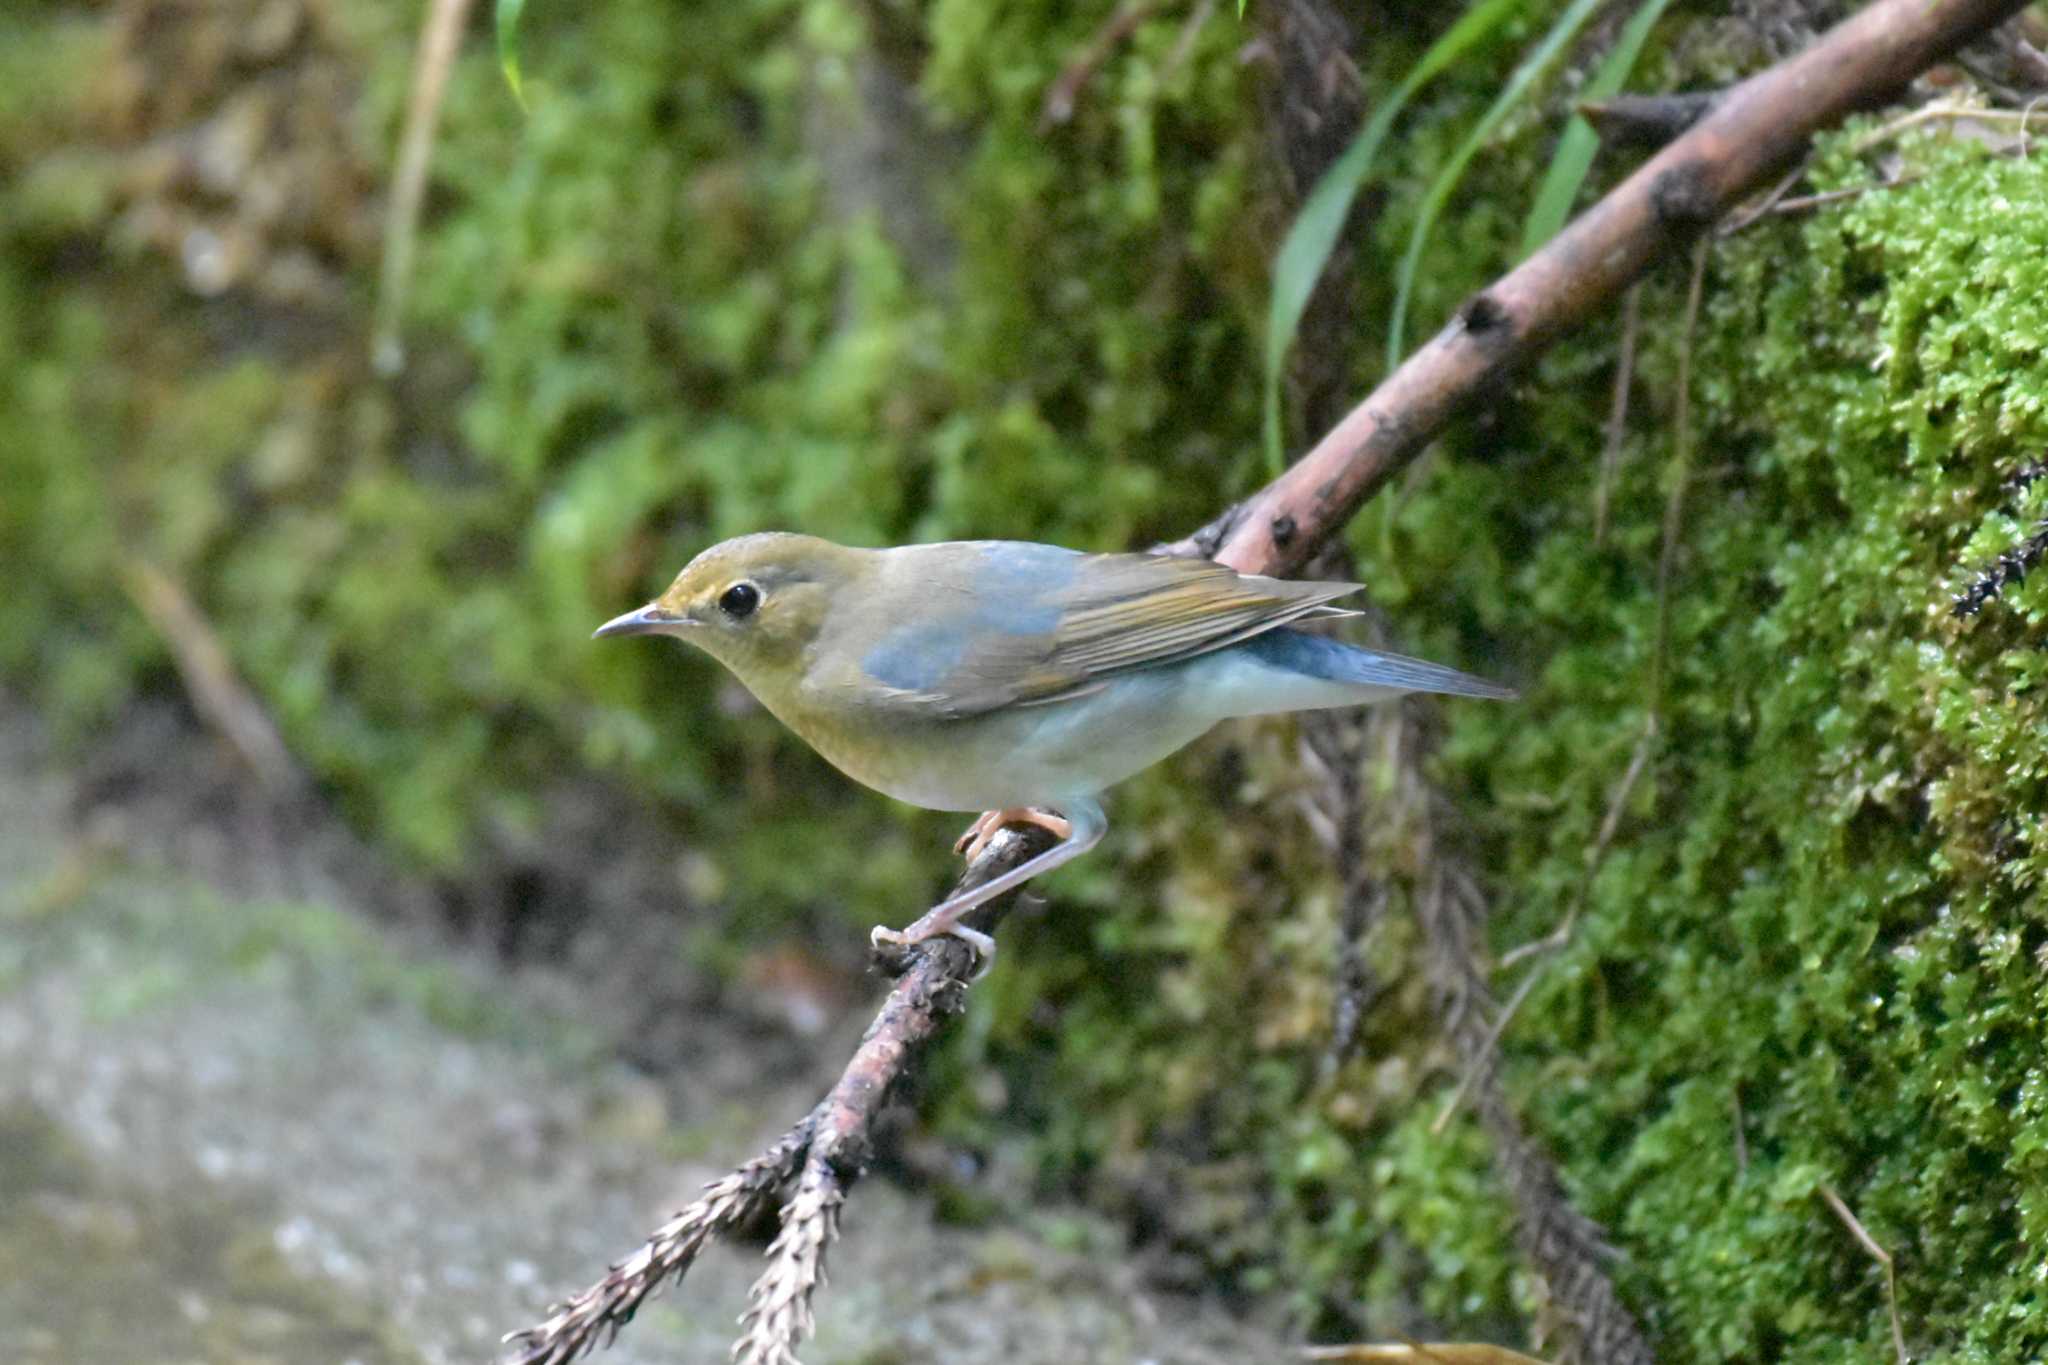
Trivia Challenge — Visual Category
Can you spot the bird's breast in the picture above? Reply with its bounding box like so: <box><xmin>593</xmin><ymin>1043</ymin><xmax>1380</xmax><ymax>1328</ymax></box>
<box><xmin>755</xmin><ymin>668</ymin><xmax>1219</xmax><ymax>813</ymax></box>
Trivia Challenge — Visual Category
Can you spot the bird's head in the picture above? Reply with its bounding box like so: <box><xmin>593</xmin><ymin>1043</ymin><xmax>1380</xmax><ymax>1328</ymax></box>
<box><xmin>594</xmin><ymin>532</ymin><xmax>859</xmax><ymax>684</ymax></box>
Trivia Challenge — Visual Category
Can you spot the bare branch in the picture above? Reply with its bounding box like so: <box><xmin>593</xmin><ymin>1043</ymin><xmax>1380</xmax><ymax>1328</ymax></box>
<box><xmin>506</xmin><ymin>824</ymin><xmax>1057</xmax><ymax>1365</ymax></box>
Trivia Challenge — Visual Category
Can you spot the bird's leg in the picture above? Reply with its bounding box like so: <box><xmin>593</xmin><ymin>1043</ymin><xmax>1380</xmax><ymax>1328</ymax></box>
<box><xmin>953</xmin><ymin>808</ymin><xmax>1073</xmax><ymax>861</ymax></box>
<box><xmin>951</xmin><ymin>810</ymin><xmax>1003</xmax><ymax>858</ymax></box>
<box><xmin>874</xmin><ymin>798</ymin><xmax>1108</xmax><ymax>967</ymax></box>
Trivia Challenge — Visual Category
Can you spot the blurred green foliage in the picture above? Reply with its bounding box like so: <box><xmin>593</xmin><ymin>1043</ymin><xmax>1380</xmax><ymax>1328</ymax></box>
<box><xmin>2</xmin><ymin>0</ymin><xmax>2045</xmax><ymax>1356</ymax></box>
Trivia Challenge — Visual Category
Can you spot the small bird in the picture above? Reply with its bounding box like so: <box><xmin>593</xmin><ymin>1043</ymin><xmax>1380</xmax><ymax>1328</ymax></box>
<box><xmin>596</xmin><ymin>533</ymin><xmax>1513</xmax><ymax>960</ymax></box>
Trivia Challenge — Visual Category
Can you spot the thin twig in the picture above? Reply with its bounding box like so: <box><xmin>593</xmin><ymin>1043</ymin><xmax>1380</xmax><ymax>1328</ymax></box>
<box><xmin>1851</xmin><ymin>96</ymin><xmax>2048</xmax><ymax>149</ymax></box>
<box><xmin>1730</xmin><ymin>1087</ymin><xmax>1747</xmax><ymax>1176</ymax></box>
<box><xmin>1429</xmin><ymin>966</ymin><xmax>1541</xmax><ymax>1135</ymax></box>
<box><xmin>1714</xmin><ymin>158</ymin><xmax>1813</xmax><ymax>235</ymax></box>
<box><xmin>1039</xmin><ymin>0</ymin><xmax>1166</xmax><ymax>132</ymax></box>
<box><xmin>119</xmin><ymin>559</ymin><xmax>304</xmax><ymax>794</ymax></box>
<box><xmin>1720</xmin><ymin>175</ymin><xmax>1923</xmax><ymax>233</ymax></box>
<box><xmin>1161</xmin><ymin>0</ymin><xmax>1217</xmax><ymax>86</ymax></box>
<box><xmin>1724</xmin><ymin>97</ymin><xmax>2048</xmax><ymax>236</ymax></box>
<box><xmin>1817</xmin><ymin>1183</ymin><xmax>1909</xmax><ymax>1364</ymax></box>
<box><xmin>1729</xmin><ymin>140</ymin><xmax>2043</xmax><ymax>233</ymax></box>
<box><xmin>1503</xmin><ymin>237</ymin><xmax>1708</xmax><ymax>971</ymax></box>
<box><xmin>1593</xmin><ymin>285</ymin><xmax>1641</xmax><ymax>548</ymax></box>
<box><xmin>505</xmin><ymin>1120</ymin><xmax>814</xmax><ymax>1365</ymax></box>
<box><xmin>1496</xmin><ymin>717</ymin><xmax>1656</xmax><ymax>971</ymax></box>
<box><xmin>1648</xmin><ymin>236</ymin><xmax>1711</xmax><ymax>711</ymax></box>
<box><xmin>1438</xmin><ymin>247</ymin><xmax>1712</xmax><ymax>1351</ymax></box>
<box><xmin>372</xmin><ymin>0</ymin><xmax>476</xmax><ymax>376</ymax></box>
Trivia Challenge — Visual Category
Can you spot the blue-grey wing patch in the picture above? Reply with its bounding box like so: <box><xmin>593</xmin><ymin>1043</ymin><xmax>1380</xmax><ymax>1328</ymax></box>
<box><xmin>840</xmin><ymin>541</ymin><xmax>1363</xmax><ymax>720</ymax></box>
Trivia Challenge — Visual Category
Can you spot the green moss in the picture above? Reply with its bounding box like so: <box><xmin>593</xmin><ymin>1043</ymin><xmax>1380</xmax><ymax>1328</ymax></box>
<box><xmin>1408</xmin><ymin>133</ymin><xmax>2048</xmax><ymax>1360</ymax></box>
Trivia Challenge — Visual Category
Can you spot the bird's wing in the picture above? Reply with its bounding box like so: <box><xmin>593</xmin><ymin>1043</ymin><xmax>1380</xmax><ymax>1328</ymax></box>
<box><xmin>831</xmin><ymin>542</ymin><xmax>1360</xmax><ymax>719</ymax></box>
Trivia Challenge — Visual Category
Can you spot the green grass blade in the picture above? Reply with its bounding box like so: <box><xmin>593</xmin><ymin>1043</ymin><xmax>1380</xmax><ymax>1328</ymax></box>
<box><xmin>1385</xmin><ymin>0</ymin><xmax>1605</xmax><ymax>371</ymax></box>
<box><xmin>496</xmin><ymin>0</ymin><xmax>529</xmax><ymax>108</ymax></box>
<box><xmin>1259</xmin><ymin>0</ymin><xmax>1525</xmax><ymax>476</ymax></box>
<box><xmin>1518</xmin><ymin>0</ymin><xmax>1674</xmax><ymax>257</ymax></box>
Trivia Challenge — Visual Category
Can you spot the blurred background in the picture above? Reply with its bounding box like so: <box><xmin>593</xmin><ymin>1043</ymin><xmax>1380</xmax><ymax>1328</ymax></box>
<box><xmin>4</xmin><ymin>0</ymin><xmax>2048</xmax><ymax>1361</ymax></box>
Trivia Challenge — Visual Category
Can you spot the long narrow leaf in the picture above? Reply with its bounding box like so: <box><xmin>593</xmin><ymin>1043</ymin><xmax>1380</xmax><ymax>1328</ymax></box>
<box><xmin>1519</xmin><ymin>0</ymin><xmax>1674</xmax><ymax>257</ymax></box>
<box><xmin>497</xmin><ymin>0</ymin><xmax>529</xmax><ymax>107</ymax></box>
<box><xmin>1260</xmin><ymin>0</ymin><xmax>1526</xmax><ymax>475</ymax></box>
<box><xmin>1385</xmin><ymin>0</ymin><xmax>1605</xmax><ymax>370</ymax></box>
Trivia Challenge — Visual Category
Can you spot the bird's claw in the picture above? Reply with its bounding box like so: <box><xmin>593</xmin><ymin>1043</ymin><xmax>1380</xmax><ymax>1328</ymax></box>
<box><xmin>953</xmin><ymin>808</ymin><xmax>1074</xmax><ymax>863</ymax></box>
<box><xmin>877</xmin><ymin>806</ymin><xmax>1076</xmax><ymax>978</ymax></box>
<box><xmin>952</xmin><ymin>811</ymin><xmax>1000</xmax><ymax>857</ymax></box>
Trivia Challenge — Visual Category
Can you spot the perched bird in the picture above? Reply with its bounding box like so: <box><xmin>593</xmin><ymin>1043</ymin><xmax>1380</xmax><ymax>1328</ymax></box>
<box><xmin>596</xmin><ymin>533</ymin><xmax>1513</xmax><ymax>959</ymax></box>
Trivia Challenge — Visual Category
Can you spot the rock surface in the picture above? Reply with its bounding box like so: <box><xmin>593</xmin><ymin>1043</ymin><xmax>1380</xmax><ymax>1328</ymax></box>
<box><xmin>0</xmin><ymin>703</ymin><xmax>1279</xmax><ymax>1365</ymax></box>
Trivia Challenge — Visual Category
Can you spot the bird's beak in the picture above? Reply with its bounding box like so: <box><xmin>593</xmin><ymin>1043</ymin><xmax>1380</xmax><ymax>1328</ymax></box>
<box><xmin>592</xmin><ymin>602</ymin><xmax>689</xmax><ymax>640</ymax></box>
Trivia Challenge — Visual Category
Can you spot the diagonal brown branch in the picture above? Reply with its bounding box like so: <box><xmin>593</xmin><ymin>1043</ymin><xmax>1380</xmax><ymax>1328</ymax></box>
<box><xmin>1172</xmin><ymin>0</ymin><xmax>2032</xmax><ymax>577</ymax></box>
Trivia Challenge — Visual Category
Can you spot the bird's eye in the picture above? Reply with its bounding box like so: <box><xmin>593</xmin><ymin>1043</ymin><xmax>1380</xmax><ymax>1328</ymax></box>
<box><xmin>718</xmin><ymin>582</ymin><xmax>761</xmax><ymax>620</ymax></box>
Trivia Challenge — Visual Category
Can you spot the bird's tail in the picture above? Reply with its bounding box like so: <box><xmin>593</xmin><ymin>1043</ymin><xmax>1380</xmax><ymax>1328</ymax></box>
<box><xmin>1240</xmin><ymin>628</ymin><xmax>1517</xmax><ymax>702</ymax></box>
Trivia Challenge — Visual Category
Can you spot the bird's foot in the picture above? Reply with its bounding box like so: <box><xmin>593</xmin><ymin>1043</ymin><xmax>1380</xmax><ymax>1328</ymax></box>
<box><xmin>875</xmin><ymin>801</ymin><xmax>1103</xmax><ymax>979</ymax></box>
<box><xmin>871</xmin><ymin>915</ymin><xmax>997</xmax><ymax>977</ymax></box>
<box><xmin>952</xmin><ymin>807</ymin><xmax>1073</xmax><ymax>862</ymax></box>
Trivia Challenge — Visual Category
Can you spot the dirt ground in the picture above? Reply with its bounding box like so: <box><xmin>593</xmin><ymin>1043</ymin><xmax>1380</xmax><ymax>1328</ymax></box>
<box><xmin>0</xmin><ymin>694</ymin><xmax>1287</xmax><ymax>1364</ymax></box>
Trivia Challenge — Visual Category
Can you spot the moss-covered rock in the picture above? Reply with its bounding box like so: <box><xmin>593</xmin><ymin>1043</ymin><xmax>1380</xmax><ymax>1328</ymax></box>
<box><xmin>1463</xmin><ymin>134</ymin><xmax>2048</xmax><ymax>1363</ymax></box>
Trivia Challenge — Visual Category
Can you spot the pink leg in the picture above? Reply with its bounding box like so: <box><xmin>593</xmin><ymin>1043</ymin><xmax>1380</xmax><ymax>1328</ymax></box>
<box><xmin>875</xmin><ymin>799</ymin><xmax>1108</xmax><ymax>968</ymax></box>
<box><xmin>954</xmin><ymin>808</ymin><xmax>1074</xmax><ymax>862</ymax></box>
